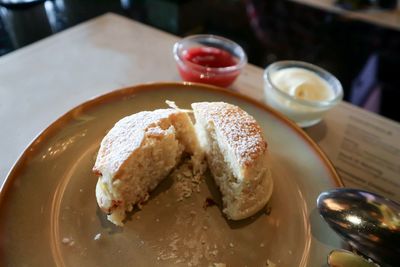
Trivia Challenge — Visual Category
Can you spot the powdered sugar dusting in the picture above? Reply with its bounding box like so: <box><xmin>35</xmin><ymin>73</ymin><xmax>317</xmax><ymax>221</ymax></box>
<box><xmin>192</xmin><ymin>102</ymin><xmax>267</xmax><ymax>166</ymax></box>
<box><xmin>93</xmin><ymin>109</ymin><xmax>180</xmax><ymax>176</ymax></box>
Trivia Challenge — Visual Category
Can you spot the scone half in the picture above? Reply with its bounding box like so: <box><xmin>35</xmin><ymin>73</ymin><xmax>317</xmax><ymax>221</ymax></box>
<box><xmin>192</xmin><ymin>102</ymin><xmax>273</xmax><ymax>220</ymax></box>
<box><xmin>93</xmin><ymin>108</ymin><xmax>204</xmax><ymax>226</ymax></box>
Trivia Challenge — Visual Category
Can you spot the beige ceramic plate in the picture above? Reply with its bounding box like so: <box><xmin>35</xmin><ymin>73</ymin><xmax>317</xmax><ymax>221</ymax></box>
<box><xmin>0</xmin><ymin>82</ymin><xmax>343</xmax><ymax>267</ymax></box>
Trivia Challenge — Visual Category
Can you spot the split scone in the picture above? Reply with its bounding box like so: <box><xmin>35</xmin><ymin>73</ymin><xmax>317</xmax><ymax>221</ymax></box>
<box><xmin>192</xmin><ymin>102</ymin><xmax>273</xmax><ymax>220</ymax></box>
<box><xmin>93</xmin><ymin>109</ymin><xmax>204</xmax><ymax>226</ymax></box>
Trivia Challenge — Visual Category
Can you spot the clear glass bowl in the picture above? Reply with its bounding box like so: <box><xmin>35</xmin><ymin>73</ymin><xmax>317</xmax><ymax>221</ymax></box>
<box><xmin>173</xmin><ymin>34</ymin><xmax>247</xmax><ymax>87</ymax></box>
<box><xmin>263</xmin><ymin>61</ymin><xmax>343</xmax><ymax>127</ymax></box>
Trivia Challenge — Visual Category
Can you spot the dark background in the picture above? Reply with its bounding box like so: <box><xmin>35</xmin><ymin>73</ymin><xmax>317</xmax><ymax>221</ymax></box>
<box><xmin>1</xmin><ymin>0</ymin><xmax>399</xmax><ymax>122</ymax></box>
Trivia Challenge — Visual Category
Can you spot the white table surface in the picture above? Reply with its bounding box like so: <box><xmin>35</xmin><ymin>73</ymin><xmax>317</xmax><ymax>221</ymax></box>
<box><xmin>1</xmin><ymin>13</ymin><xmax>399</xmax><ymax>194</ymax></box>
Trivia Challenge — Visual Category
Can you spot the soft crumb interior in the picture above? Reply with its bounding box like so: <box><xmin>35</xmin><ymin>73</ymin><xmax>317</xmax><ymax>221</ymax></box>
<box><xmin>200</xmin><ymin>122</ymin><xmax>241</xmax><ymax>215</ymax></box>
<box><xmin>171</xmin><ymin>113</ymin><xmax>206</xmax><ymax>175</ymax></box>
<box><xmin>108</xmin><ymin>125</ymin><xmax>184</xmax><ymax>225</ymax></box>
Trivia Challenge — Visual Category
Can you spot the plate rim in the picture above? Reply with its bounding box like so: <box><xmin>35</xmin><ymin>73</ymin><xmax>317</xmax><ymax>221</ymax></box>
<box><xmin>0</xmin><ymin>81</ymin><xmax>344</xmax><ymax>207</ymax></box>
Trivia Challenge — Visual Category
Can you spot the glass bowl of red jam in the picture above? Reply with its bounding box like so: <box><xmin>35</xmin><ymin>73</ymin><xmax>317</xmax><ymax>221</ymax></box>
<box><xmin>173</xmin><ymin>34</ymin><xmax>247</xmax><ymax>87</ymax></box>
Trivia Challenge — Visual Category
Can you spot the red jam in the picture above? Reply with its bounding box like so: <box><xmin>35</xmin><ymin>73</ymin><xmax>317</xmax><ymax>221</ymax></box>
<box><xmin>177</xmin><ymin>47</ymin><xmax>241</xmax><ymax>87</ymax></box>
<box><xmin>184</xmin><ymin>47</ymin><xmax>237</xmax><ymax>68</ymax></box>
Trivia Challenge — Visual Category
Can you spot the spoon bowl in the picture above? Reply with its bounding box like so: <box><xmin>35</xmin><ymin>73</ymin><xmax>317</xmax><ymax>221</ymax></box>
<box><xmin>317</xmin><ymin>188</ymin><xmax>400</xmax><ymax>266</ymax></box>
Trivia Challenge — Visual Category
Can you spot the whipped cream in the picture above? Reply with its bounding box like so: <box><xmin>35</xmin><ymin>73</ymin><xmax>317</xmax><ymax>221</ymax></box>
<box><xmin>264</xmin><ymin>64</ymin><xmax>341</xmax><ymax>127</ymax></box>
<box><xmin>270</xmin><ymin>67</ymin><xmax>334</xmax><ymax>102</ymax></box>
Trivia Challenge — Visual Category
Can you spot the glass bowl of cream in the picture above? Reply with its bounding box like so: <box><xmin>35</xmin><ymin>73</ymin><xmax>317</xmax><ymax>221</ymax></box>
<box><xmin>263</xmin><ymin>61</ymin><xmax>343</xmax><ymax>127</ymax></box>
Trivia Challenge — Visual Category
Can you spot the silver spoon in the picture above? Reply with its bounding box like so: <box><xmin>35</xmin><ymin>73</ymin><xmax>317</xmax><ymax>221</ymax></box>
<box><xmin>317</xmin><ymin>188</ymin><xmax>400</xmax><ymax>267</ymax></box>
<box><xmin>328</xmin><ymin>249</ymin><xmax>377</xmax><ymax>267</ymax></box>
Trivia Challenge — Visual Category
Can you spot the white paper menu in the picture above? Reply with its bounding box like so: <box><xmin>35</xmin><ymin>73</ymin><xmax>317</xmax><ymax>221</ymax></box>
<box><xmin>305</xmin><ymin>102</ymin><xmax>400</xmax><ymax>203</ymax></box>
